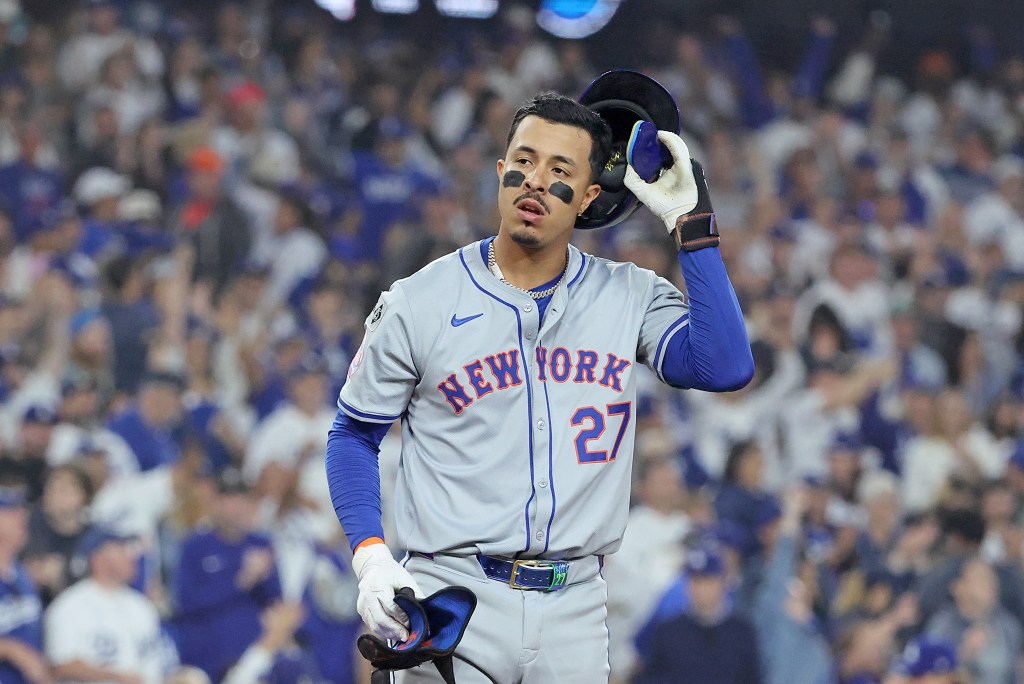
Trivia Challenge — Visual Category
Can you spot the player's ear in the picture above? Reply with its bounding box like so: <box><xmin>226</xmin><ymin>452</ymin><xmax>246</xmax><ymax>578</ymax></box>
<box><xmin>579</xmin><ymin>182</ymin><xmax>602</xmax><ymax>214</ymax></box>
<box><xmin>496</xmin><ymin>158</ymin><xmax>505</xmax><ymax>178</ymax></box>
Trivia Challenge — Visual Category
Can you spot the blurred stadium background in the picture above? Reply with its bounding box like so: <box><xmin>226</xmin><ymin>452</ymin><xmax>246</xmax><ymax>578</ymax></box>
<box><xmin>0</xmin><ymin>0</ymin><xmax>1023</xmax><ymax>682</ymax></box>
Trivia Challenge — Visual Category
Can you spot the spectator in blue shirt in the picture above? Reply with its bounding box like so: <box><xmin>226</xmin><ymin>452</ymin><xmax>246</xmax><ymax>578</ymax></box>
<box><xmin>100</xmin><ymin>254</ymin><xmax>162</xmax><ymax>395</ymax></box>
<box><xmin>754</xmin><ymin>487</ymin><xmax>834</xmax><ymax>684</ymax></box>
<box><xmin>174</xmin><ymin>467</ymin><xmax>282</xmax><ymax>681</ymax></box>
<box><xmin>22</xmin><ymin>464</ymin><xmax>94</xmax><ymax>606</ymax></box>
<box><xmin>715</xmin><ymin>440</ymin><xmax>775</xmax><ymax>560</ymax></box>
<box><xmin>352</xmin><ymin>117</ymin><xmax>435</xmax><ymax>261</ymax></box>
<box><xmin>72</xmin><ymin>166</ymin><xmax>130</xmax><ymax>259</ymax></box>
<box><xmin>0</xmin><ymin>484</ymin><xmax>47</xmax><ymax>684</ymax></box>
<box><xmin>297</xmin><ymin>542</ymin><xmax>361</xmax><ymax>684</ymax></box>
<box><xmin>887</xmin><ymin>635</ymin><xmax>959</xmax><ymax>683</ymax></box>
<box><xmin>634</xmin><ymin>543</ymin><xmax>763</xmax><ymax>684</ymax></box>
<box><xmin>107</xmin><ymin>371</ymin><xmax>185</xmax><ymax>471</ymax></box>
<box><xmin>0</xmin><ymin>122</ymin><xmax>63</xmax><ymax>242</ymax></box>
<box><xmin>0</xmin><ymin>405</ymin><xmax>59</xmax><ymax>503</ymax></box>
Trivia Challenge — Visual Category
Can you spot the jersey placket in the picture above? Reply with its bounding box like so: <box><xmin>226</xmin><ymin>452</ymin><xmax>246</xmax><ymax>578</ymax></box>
<box><xmin>524</xmin><ymin>287</ymin><xmax>569</xmax><ymax>556</ymax></box>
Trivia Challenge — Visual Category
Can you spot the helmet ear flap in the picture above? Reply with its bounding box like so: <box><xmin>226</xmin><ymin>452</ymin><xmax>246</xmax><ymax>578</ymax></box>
<box><xmin>576</xmin><ymin>71</ymin><xmax>680</xmax><ymax>230</ymax></box>
<box><xmin>576</xmin><ymin>141</ymin><xmax>636</xmax><ymax>229</ymax></box>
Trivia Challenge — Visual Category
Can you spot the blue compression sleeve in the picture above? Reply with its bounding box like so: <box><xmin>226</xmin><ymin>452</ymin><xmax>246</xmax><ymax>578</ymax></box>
<box><xmin>325</xmin><ymin>409</ymin><xmax>390</xmax><ymax>551</ymax></box>
<box><xmin>660</xmin><ymin>248</ymin><xmax>754</xmax><ymax>391</ymax></box>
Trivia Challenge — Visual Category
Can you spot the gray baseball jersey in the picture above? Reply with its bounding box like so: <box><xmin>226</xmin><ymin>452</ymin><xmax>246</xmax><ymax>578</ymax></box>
<box><xmin>339</xmin><ymin>238</ymin><xmax>689</xmax><ymax>559</ymax></box>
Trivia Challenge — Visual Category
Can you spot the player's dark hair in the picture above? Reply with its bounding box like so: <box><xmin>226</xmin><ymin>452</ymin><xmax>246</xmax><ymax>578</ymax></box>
<box><xmin>506</xmin><ymin>92</ymin><xmax>612</xmax><ymax>181</ymax></box>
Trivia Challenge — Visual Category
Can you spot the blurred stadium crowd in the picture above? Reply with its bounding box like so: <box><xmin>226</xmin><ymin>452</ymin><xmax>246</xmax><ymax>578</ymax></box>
<box><xmin>0</xmin><ymin>0</ymin><xmax>1023</xmax><ymax>682</ymax></box>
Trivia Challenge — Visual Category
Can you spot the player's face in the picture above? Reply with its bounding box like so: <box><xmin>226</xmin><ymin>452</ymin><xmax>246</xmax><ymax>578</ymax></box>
<box><xmin>497</xmin><ymin>116</ymin><xmax>601</xmax><ymax>252</ymax></box>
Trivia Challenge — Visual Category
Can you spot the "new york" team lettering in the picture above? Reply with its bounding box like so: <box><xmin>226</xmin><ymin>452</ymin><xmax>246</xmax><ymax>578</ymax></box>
<box><xmin>437</xmin><ymin>347</ymin><xmax>631</xmax><ymax>414</ymax></box>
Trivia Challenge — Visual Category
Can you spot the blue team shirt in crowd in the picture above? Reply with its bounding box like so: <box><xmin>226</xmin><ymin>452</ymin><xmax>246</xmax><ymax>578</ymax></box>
<box><xmin>77</xmin><ymin>218</ymin><xmax>124</xmax><ymax>258</ymax></box>
<box><xmin>299</xmin><ymin>547</ymin><xmax>361</xmax><ymax>684</ymax></box>
<box><xmin>103</xmin><ymin>299</ymin><xmax>162</xmax><ymax>395</ymax></box>
<box><xmin>352</xmin><ymin>152</ymin><xmax>435</xmax><ymax>260</ymax></box>
<box><xmin>184</xmin><ymin>399</ymin><xmax>234</xmax><ymax>474</ymax></box>
<box><xmin>0</xmin><ymin>160</ymin><xmax>63</xmax><ymax>241</ymax></box>
<box><xmin>248</xmin><ymin>373</ymin><xmax>289</xmax><ymax>421</ymax></box>
<box><xmin>0</xmin><ymin>562</ymin><xmax>43</xmax><ymax>684</ymax></box>
<box><xmin>107</xmin><ymin>406</ymin><xmax>180</xmax><ymax>471</ymax></box>
<box><xmin>173</xmin><ymin>528</ymin><xmax>282</xmax><ymax>681</ymax></box>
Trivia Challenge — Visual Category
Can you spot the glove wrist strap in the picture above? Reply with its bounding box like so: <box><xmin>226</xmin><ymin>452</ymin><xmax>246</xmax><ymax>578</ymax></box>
<box><xmin>673</xmin><ymin>213</ymin><xmax>720</xmax><ymax>252</ymax></box>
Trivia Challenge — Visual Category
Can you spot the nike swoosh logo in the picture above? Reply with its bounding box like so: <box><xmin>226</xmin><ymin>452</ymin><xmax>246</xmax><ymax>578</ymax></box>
<box><xmin>451</xmin><ymin>313</ymin><xmax>484</xmax><ymax>327</ymax></box>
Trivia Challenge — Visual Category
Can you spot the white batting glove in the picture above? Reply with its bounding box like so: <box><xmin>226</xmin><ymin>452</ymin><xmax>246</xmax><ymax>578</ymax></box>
<box><xmin>352</xmin><ymin>543</ymin><xmax>424</xmax><ymax>642</ymax></box>
<box><xmin>624</xmin><ymin>130</ymin><xmax>720</xmax><ymax>252</ymax></box>
<box><xmin>623</xmin><ymin>130</ymin><xmax>699</xmax><ymax>233</ymax></box>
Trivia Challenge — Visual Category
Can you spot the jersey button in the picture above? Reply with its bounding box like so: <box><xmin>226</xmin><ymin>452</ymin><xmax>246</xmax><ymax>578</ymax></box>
<box><xmin>538</xmin><ymin>480</ymin><xmax>548</xmax><ymax>488</ymax></box>
<box><xmin>536</xmin><ymin>531</ymin><xmax>545</xmax><ymax>540</ymax></box>
<box><xmin>524</xmin><ymin>303</ymin><xmax>533</xmax><ymax>313</ymax></box>
<box><xmin>525</xmin><ymin>330</ymin><xmax>534</xmax><ymax>340</ymax></box>
<box><xmin>537</xmin><ymin>419</ymin><xmax>546</xmax><ymax>430</ymax></box>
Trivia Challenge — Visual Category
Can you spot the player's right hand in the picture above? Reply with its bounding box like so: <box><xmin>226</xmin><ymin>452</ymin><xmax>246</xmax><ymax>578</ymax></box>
<box><xmin>623</xmin><ymin>130</ymin><xmax>700</xmax><ymax>232</ymax></box>
<box><xmin>351</xmin><ymin>543</ymin><xmax>425</xmax><ymax>642</ymax></box>
<box><xmin>624</xmin><ymin>129</ymin><xmax>719</xmax><ymax>252</ymax></box>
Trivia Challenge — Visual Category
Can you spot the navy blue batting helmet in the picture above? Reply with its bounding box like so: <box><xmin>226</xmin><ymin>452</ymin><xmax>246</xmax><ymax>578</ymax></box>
<box><xmin>575</xmin><ymin>70</ymin><xmax>680</xmax><ymax>230</ymax></box>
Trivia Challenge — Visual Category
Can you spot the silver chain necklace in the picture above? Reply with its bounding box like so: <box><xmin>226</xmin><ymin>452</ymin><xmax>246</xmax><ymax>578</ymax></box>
<box><xmin>487</xmin><ymin>240</ymin><xmax>568</xmax><ymax>300</ymax></box>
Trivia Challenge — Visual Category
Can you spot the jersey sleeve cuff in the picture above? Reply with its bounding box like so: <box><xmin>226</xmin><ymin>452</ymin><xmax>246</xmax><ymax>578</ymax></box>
<box><xmin>652</xmin><ymin>314</ymin><xmax>690</xmax><ymax>382</ymax></box>
<box><xmin>337</xmin><ymin>398</ymin><xmax>402</xmax><ymax>424</ymax></box>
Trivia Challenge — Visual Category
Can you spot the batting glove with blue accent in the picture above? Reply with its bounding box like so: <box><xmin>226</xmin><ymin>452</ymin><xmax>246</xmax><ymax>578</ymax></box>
<box><xmin>623</xmin><ymin>124</ymin><xmax>719</xmax><ymax>252</ymax></box>
<box><xmin>352</xmin><ymin>543</ymin><xmax>425</xmax><ymax>641</ymax></box>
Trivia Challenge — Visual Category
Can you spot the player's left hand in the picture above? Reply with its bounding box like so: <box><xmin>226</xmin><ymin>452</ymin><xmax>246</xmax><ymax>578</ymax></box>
<box><xmin>624</xmin><ymin>129</ymin><xmax>719</xmax><ymax>252</ymax></box>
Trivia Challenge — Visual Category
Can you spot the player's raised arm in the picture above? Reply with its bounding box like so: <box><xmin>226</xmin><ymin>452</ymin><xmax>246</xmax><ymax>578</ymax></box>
<box><xmin>624</xmin><ymin>127</ymin><xmax>755</xmax><ymax>392</ymax></box>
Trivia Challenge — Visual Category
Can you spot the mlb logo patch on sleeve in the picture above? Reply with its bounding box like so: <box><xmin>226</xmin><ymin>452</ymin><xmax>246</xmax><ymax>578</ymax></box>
<box><xmin>366</xmin><ymin>296</ymin><xmax>387</xmax><ymax>332</ymax></box>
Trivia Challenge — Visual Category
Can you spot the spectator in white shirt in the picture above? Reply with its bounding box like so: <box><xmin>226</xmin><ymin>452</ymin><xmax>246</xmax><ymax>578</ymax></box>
<box><xmin>77</xmin><ymin>51</ymin><xmax>164</xmax><ymax>143</ymax></box>
<box><xmin>431</xmin><ymin>62</ymin><xmax>491</xmax><ymax>151</ymax></box>
<box><xmin>47</xmin><ymin>377</ymin><xmax>137</xmax><ymax>481</ymax></box>
<box><xmin>45</xmin><ymin>527</ymin><xmax>167</xmax><ymax>684</ymax></box>
<box><xmin>686</xmin><ymin>340</ymin><xmax>804</xmax><ymax>488</ymax></box>
<box><xmin>902</xmin><ymin>389</ymin><xmax>1005</xmax><ymax>512</ymax></box>
<box><xmin>604</xmin><ymin>454</ymin><xmax>690</xmax><ymax>682</ymax></box>
<box><xmin>57</xmin><ymin>0</ymin><xmax>164</xmax><ymax>94</ymax></box>
<box><xmin>963</xmin><ymin>156</ymin><xmax>1024</xmax><ymax>269</ymax></box>
<box><xmin>244</xmin><ymin>355</ymin><xmax>337</xmax><ymax>596</ymax></box>
<box><xmin>210</xmin><ymin>82</ymin><xmax>300</xmax><ymax>188</ymax></box>
<box><xmin>252</xmin><ymin>191</ymin><xmax>326</xmax><ymax>313</ymax></box>
<box><xmin>782</xmin><ymin>353</ymin><xmax>895</xmax><ymax>480</ymax></box>
<box><xmin>793</xmin><ymin>243</ymin><xmax>894</xmax><ymax>354</ymax></box>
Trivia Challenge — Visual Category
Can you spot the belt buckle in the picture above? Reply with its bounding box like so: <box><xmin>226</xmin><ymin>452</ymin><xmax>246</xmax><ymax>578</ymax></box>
<box><xmin>509</xmin><ymin>559</ymin><xmax>545</xmax><ymax>590</ymax></box>
<box><xmin>509</xmin><ymin>559</ymin><xmax>570</xmax><ymax>591</ymax></box>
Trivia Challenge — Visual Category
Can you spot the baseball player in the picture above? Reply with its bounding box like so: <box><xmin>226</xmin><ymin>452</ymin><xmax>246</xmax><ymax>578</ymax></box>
<box><xmin>326</xmin><ymin>81</ymin><xmax>754</xmax><ymax>682</ymax></box>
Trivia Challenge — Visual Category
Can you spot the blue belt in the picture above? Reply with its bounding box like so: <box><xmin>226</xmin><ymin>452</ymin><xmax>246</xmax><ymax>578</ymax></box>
<box><xmin>477</xmin><ymin>555</ymin><xmax>570</xmax><ymax>591</ymax></box>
